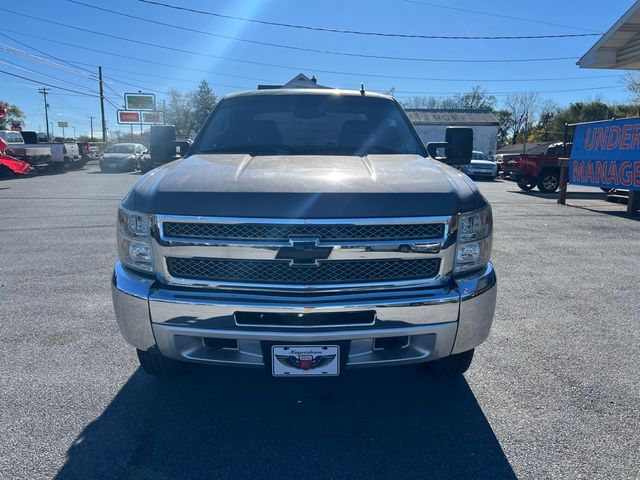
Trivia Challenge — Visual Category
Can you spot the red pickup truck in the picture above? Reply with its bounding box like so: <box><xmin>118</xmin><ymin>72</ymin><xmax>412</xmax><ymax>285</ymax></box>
<box><xmin>500</xmin><ymin>142</ymin><xmax>571</xmax><ymax>193</ymax></box>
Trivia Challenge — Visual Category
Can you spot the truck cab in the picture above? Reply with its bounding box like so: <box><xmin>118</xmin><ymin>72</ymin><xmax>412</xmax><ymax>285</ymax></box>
<box><xmin>111</xmin><ymin>89</ymin><xmax>497</xmax><ymax>378</ymax></box>
<box><xmin>0</xmin><ymin>130</ymin><xmax>25</xmax><ymax>145</ymax></box>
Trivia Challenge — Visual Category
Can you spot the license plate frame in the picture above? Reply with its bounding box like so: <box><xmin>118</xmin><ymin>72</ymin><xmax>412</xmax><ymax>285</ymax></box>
<box><xmin>271</xmin><ymin>345</ymin><xmax>340</xmax><ymax>377</ymax></box>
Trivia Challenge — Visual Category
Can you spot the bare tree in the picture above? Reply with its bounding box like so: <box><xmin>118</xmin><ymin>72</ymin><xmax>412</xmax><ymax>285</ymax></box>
<box><xmin>624</xmin><ymin>71</ymin><xmax>640</xmax><ymax>105</ymax></box>
<box><xmin>165</xmin><ymin>89</ymin><xmax>196</xmax><ymax>137</ymax></box>
<box><xmin>504</xmin><ymin>92</ymin><xmax>540</xmax><ymax>144</ymax></box>
<box><xmin>454</xmin><ymin>85</ymin><xmax>497</xmax><ymax>110</ymax></box>
<box><xmin>400</xmin><ymin>86</ymin><xmax>496</xmax><ymax>111</ymax></box>
<box><xmin>400</xmin><ymin>96</ymin><xmax>444</xmax><ymax>109</ymax></box>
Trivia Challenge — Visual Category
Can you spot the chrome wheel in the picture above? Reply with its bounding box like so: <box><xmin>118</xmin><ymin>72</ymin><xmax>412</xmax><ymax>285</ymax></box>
<box><xmin>537</xmin><ymin>173</ymin><xmax>560</xmax><ymax>193</ymax></box>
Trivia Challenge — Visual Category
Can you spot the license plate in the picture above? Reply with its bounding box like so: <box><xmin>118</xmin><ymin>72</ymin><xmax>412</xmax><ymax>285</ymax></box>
<box><xmin>109</xmin><ymin>163</ymin><xmax>117</xmax><ymax>168</ymax></box>
<box><xmin>272</xmin><ymin>345</ymin><xmax>340</xmax><ymax>377</ymax></box>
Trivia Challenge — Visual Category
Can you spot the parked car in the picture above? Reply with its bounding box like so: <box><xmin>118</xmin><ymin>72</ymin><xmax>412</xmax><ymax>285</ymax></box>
<box><xmin>459</xmin><ymin>151</ymin><xmax>498</xmax><ymax>180</ymax></box>
<box><xmin>500</xmin><ymin>142</ymin><xmax>571</xmax><ymax>193</ymax></box>
<box><xmin>111</xmin><ymin>88</ymin><xmax>497</xmax><ymax>379</ymax></box>
<box><xmin>99</xmin><ymin>143</ymin><xmax>147</xmax><ymax>172</ymax></box>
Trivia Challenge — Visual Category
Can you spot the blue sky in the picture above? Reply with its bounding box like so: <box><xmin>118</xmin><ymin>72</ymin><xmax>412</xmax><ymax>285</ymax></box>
<box><xmin>0</xmin><ymin>0</ymin><xmax>635</xmax><ymax>136</ymax></box>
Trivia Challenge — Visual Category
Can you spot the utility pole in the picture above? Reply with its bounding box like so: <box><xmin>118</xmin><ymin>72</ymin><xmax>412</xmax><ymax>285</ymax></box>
<box><xmin>98</xmin><ymin>66</ymin><xmax>106</xmax><ymax>142</ymax></box>
<box><xmin>38</xmin><ymin>87</ymin><xmax>51</xmax><ymax>140</ymax></box>
<box><xmin>89</xmin><ymin>116</ymin><xmax>94</xmax><ymax>141</ymax></box>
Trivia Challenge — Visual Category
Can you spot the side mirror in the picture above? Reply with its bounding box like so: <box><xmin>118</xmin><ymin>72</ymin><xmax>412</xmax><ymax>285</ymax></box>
<box><xmin>426</xmin><ymin>127</ymin><xmax>473</xmax><ymax>166</ymax></box>
<box><xmin>175</xmin><ymin>141</ymin><xmax>191</xmax><ymax>157</ymax></box>
<box><xmin>444</xmin><ymin>127</ymin><xmax>473</xmax><ymax>165</ymax></box>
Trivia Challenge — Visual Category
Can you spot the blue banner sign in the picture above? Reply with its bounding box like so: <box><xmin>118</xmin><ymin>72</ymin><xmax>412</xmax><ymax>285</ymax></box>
<box><xmin>569</xmin><ymin>118</ymin><xmax>640</xmax><ymax>191</ymax></box>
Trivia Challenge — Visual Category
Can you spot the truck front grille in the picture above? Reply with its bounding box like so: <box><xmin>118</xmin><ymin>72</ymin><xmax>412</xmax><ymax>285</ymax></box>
<box><xmin>163</xmin><ymin>222</ymin><xmax>444</xmax><ymax>242</ymax></box>
<box><xmin>166</xmin><ymin>257</ymin><xmax>441</xmax><ymax>286</ymax></box>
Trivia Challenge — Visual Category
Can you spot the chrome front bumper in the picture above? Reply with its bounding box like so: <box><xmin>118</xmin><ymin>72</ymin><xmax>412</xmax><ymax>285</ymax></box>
<box><xmin>111</xmin><ymin>262</ymin><xmax>496</xmax><ymax>369</ymax></box>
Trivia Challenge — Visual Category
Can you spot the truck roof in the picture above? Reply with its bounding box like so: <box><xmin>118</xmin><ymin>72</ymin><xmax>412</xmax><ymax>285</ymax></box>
<box><xmin>222</xmin><ymin>88</ymin><xmax>394</xmax><ymax>101</ymax></box>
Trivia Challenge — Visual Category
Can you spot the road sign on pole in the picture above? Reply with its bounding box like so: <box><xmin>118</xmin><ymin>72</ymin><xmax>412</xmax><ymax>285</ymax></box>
<box><xmin>58</xmin><ymin>121</ymin><xmax>68</xmax><ymax>139</ymax></box>
<box><xmin>117</xmin><ymin>110</ymin><xmax>141</xmax><ymax>125</ymax></box>
<box><xmin>141</xmin><ymin>111</ymin><xmax>164</xmax><ymax>125</ymax></box>
<box><xmin>124</xmin><ymin>93</ymin><xmax>155</xmax><ymax>111</ymax></box>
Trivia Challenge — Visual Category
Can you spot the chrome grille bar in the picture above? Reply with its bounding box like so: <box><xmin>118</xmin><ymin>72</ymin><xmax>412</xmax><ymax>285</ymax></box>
<box><xmin>152</xmin><ymin>215</ymin><xmax>456</xmax><ymax>292</ymax></box>
<box><xmin>167</xmin><ymin>257</ymin><xmax>442</xmax><ymax>285</ymax></box>
<box><xmin>163</xmin><ymin>222</ymin><xmax>445</xmax><ymax>243</ymax></box>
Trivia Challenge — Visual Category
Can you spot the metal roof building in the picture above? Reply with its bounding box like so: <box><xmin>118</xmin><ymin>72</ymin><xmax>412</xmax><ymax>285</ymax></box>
<box><xmin>405</xmin><ymin>109</ymin><xmax>499</xmax><ymax>156</ymax></box>
<box><xmin>404</xmin><ymin>109</ymin><xmax>499</xmax><ymax>126</ymax></box>
<box><xmin>496</xmin><ymin>141</ymin><xmax>554</xmax><ymax>156</ymax></box>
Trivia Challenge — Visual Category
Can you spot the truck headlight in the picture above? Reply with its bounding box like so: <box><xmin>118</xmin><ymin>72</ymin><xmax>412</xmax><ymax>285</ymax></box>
<box><xmin>117</xmin><ymin>206</ymin><xmax>153</xmax><ymax>273</ymax></box>
<box><xmin>454</xmin><ymin>205</ymin><xmax>492</xmax><ymax>274</ymax></box>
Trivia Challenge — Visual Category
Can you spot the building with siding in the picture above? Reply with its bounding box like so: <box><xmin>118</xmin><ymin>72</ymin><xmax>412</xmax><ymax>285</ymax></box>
<box><xmin>404</xmin><ymin>109</ymin><xmax>499</xmax><ymax>156</ymax></box>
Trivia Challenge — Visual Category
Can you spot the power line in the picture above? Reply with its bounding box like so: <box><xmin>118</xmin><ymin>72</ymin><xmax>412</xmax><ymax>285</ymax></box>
<box><xmin>0</xmin><ymin>69</ymin><xmax>100</xmax><ymax>97</ymax></box>
<box><xmin>1</xmin><ymin>15</ymin><xmax>620</xmax><ymax>95</ymax></box>
<box><xmin>403</xmin><ymin>0</ymin><xmax>599</xmax><ymax>33</ymax></box>
<box><xmin>63</xmin><ymin>58</ymin><xmax>623</xmax><ymax>86</ymax></box>
<box><xmin>0</xmin><ymin>28</ymin><xmax>583</xmax><ymax>95</ymax></box>
<box><xmin>1</xmin><ymin>27</ymin><xmax>618</xmax><ymax>98</ymax></box>
<box><xmin>0</xmin><ymin>10</ymin><xmax>583</xmax><ymax>65</ymax></box>
<box><xmin>0</xmin><ymin>52</ymin><xmax>123</xmax><ymax>110</ymax></box>
<box><xmin>395</xmin><ymin>85</ymin><xmax>627</xmax><ymax>98</ymax></box>
<box><xmin>65</xmin><ymin>1</ymin><xmax>599</xmax><ymax>66</ymax></box>
<box><xmin>136</xmin><ymin>0</ymin><xmax>601</xmax><ymax>40</ymax></box>
<box><xmin>0</xmin><ymin>35</ymin><xmax>126</xmax><ymax>100</ymax></box>
<box><xmin>0</xmin><ymin>57</ymin><xmax>98</xmax><ymax>94</ymax></box>
<box><xmin>2</xmin><ymin>28</ymin><xmax>270</xmax><ymax>84</ymax></box>
<box><xmin>48</xmin><ymin>93</ymin><xmax>96</xmax><ymax>117</ymax></box>
<box><xmin>0</xmin><ymin>38</ymin><xmax>96</xmax><ymax>80</ymax></box>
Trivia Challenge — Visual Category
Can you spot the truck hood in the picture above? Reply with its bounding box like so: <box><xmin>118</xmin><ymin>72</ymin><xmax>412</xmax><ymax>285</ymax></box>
<box><xmin>125</xmin><ymin>154</ymin><xmax>486</xmax><ymax>218</ymax></box>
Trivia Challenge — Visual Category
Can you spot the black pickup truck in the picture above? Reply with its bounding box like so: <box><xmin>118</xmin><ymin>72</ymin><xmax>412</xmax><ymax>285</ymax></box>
<box><xmin>111</xmin><ymin>89</ymin><xmax>497</xmax><ymax>379</ymax></box>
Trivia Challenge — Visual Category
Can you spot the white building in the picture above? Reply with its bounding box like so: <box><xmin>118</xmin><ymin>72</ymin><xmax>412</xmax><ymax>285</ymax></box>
<box><xmin>405</xmin><ymin>109</ymin><xmax>499</xmax><ymax>156</ymax></box>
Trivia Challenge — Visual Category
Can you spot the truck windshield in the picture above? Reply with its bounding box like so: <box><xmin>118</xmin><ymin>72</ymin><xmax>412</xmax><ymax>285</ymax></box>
<box><xmin>193</xmin><ymin>94</ymin><xmax>423</xmax><ymax>156</ymax></box>
<box><xmin>106</xmin><ymin>145</ymin><xmax>135</xmax><ymax>154</ymax></box>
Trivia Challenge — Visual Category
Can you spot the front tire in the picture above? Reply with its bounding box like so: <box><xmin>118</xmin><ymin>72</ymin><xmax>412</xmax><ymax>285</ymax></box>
<box><xmin>517</xmin><ymin>180</ymin><xmax>535</xmax><ymax>191</ymax></box>
<box><xmin>427</xmin><ymin>349</ymin><xmax>474</xmax><ymax>376</ymax></box>
<box><xmin>137</xmin><ymin>348</ymin><xmax>186</xmax><ymax>377</ymax></box>
<box><xmin>537</xmin><ymin>171</ymin><xmax>560</xmax><ymax>193</ymax></box>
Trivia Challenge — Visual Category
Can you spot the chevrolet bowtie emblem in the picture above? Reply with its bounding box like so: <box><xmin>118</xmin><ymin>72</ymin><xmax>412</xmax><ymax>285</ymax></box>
<box><xmin>275</xmin><ymin>237</ymin><xmax>332</xmax><ymax>266</ymax></box>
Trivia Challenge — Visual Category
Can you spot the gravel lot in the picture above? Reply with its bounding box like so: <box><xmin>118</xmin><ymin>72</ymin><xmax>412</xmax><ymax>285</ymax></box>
<box><xmin>1</xmin><ymin>164</ymin><xmax>638</xmax><ymax>480</ymax></box>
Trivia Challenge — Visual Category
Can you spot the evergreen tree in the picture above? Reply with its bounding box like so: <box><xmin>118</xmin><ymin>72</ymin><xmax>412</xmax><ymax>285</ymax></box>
<box><xmin>192</xmin><ymin>80</ymin><xmax>217</xmax><ymax>133</ymax></box>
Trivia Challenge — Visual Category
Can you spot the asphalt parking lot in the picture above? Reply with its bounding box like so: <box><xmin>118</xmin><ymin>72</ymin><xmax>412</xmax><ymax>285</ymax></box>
<box><xmin>1</xmin><ymin>164</ymin><xmax>639</xmax><ymax>480</ymax></box>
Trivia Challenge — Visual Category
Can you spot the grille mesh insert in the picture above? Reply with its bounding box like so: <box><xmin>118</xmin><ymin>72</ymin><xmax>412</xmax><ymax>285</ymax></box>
<box><xmin>163</xmin><ymin>222</ymin><xmax>444</xmax><ymax>242</ymax></box>
<box><xmin>167</xmin><ymin>257</ymin><xmax>441</xmax><ymax>285</ymax></box>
